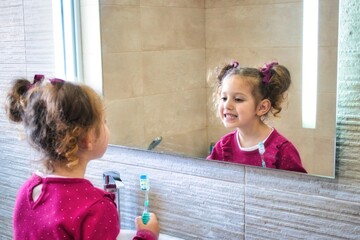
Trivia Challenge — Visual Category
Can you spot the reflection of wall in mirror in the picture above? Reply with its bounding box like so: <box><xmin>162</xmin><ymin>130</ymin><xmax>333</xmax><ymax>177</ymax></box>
<box><xmin>98</xmin><ymin>0</ymin><xmax>338</xmax><ymax>178</ymax></box>
<box><xmin>100</xmin><ymin>1</ymin><xmax>207</xmax><ymax>158</ymax></box>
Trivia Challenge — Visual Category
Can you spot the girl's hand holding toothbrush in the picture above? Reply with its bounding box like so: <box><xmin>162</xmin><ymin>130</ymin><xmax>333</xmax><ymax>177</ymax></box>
<box><xmin>135</xmin><ymin>212</ymin><xmax>160</xmax><ymax>239</ymax></box>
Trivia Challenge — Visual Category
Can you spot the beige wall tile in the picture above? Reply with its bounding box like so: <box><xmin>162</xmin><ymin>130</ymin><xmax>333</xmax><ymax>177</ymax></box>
<box><xmin>142</xmin><ymin>49</ymin><xmax>205</xmax><ymax>95</ymax></box>
<box><xmin>100</xmin><ymin>5</ymin><xmax>140</xmax><ymax>53</ymax></box>
<box><xmin>206</xmin><ymin>0</ymin><xmax>301</xmax><ymax>8</ymax></box>
<box><xmin>318</xmin><ymin>46</ymin><xmax>338</xmax><ymax>93</ymax></box>
<box><xmin>288</xmin><ymin>132</ymin><xmax>335</xmax><ymax>177</ymax></box>
<box><xmin>316</xmin><ymin>92</ymin><xmax>337</xmax><ymax>138</ymax></box>
<box><xmin>100</xmin><ymin>0</ymin><xmax>139</xmax><ymax>5</ymax></box>
<box><xmin>206</xmin><ymin>86</ymin><xmax>219</xmax><ymax>126</ymax></box>
<box><xmin>276</xmin><ymin>89</ymin><xmax>302</xmax><ymax>130</ymax></box>
<box><xmin>308</xmin><ymin>137</ymin><xmax>335</xmax><ymax>177</ymax></box>
<box><xmin>144</xmin><ymin>89</ymin><xmax>207</xmax><ymax>136</ymax></box>
<box><xmin>141</xmin><ymin>7</ymin><xmax>205</xmax><ymax>50</ymax></box>
<box><xmin>103</xmin><ymin>52</ymin><xmax>143</xmax><ymax>100</ymax></box>
<box><xmin>105</xmin><ymin>98</ymin><xmax>145</xmax><ymax>148</ymax></box>
<box><xmin>319</xmin><ymin>0</ymin><xmax>339</xmax><ymax>47</ymax></box>
<box><xmin>151</xmin><ymin>128</ymin><xmax>208</xmax><ymax>158</ymax></box>
<box><xmin>141</xmin><ymin>0</ymin><xmax>204</xmax><ymax>8</ymax></box>
<box><xmin>206</xmin><ymin>2</ymin><xmax>302</xmax><ymax>48</ymax></box>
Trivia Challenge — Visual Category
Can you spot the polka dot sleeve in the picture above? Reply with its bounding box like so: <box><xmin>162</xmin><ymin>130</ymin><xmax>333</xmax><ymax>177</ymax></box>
<box><xmin>74</xmin><ymin>197</ymin><xmax>120</xmax><ymax>240</ymax></box>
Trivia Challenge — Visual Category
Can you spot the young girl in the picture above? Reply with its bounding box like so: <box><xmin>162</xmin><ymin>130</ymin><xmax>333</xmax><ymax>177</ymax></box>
<box><xmin>207</xmin><ymin>61</ymin><xmax>307</xmax><ymax>173</ymax></box>
<box><xmin>6</xmin><ymin>75</ymin><xmax>160</xmax><ymax>240</ymax></box>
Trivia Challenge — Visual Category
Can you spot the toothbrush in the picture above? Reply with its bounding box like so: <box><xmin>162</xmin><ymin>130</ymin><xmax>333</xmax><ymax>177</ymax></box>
<box><xmin>258</xmin><ymin>141</ymin><xmax>266</xmax><ymax>168</ymax></box>
<box><xmin>140</xmin><ymin>174</ymin><xmax>150</xmax><ymax>224</ymax></box>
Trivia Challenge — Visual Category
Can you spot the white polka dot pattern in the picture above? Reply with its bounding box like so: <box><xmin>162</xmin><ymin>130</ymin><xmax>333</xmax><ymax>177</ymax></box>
<box><xmin>13</xmin><ymin>175</ymin><xmax>120</xmax><ymax>239</ymax></box>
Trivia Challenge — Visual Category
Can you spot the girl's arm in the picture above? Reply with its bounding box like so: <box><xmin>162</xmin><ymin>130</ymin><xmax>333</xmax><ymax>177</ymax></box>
<box><xmin>77</xmin><ymin>198</ymin><xmax>120</xmax><ymax>240</ymax></box>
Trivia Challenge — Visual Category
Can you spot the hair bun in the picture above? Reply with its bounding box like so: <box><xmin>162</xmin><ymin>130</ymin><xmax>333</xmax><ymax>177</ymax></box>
<box><xmin>5</xmin><ymin>79</ymin><xmax>31</xmax><ymax>122</ymax></box>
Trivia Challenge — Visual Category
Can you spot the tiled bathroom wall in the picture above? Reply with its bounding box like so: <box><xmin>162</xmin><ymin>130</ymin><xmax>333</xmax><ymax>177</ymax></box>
<box><xmin>0</xmin><ymin>0</ymin><xmax>55</xmax><ymax>237</ymax></box>
<box><xmin>1</xmin><ymin>0</ymin><xmax>359</xmax><ymax>239</ymax></box>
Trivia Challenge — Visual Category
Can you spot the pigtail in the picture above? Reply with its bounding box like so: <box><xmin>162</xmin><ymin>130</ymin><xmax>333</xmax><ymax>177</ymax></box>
<box><xmin>217</xmin><ymin>61</ymin><xmax>240</xmax><ymax>82</ymax></box>
<box><xmin>53</xmin><ymin>125</ymin><xmax>82</xmax><ymax>169</ymax></box>
<box><xmin>265</xmin><ymin>64</ymin><xmax>291</xmax><ymax>116</ymax></box>
<box><xmin>5</xmin><ymin>79</ymin><xmax>32</xmax><ymax>122</ymax></box>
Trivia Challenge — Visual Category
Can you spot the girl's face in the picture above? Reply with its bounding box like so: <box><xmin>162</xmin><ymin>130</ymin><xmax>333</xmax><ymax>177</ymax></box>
<box><xmin>218</xmin><ymin>75</ymin><xmax>259</xmax><ymax>129</ymax></box>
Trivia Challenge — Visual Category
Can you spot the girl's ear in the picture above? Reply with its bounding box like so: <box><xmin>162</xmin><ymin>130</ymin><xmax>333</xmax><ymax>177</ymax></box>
<box><xmin>256</xmin><ymin>99</ymin><xmax>271</xmax><ymax>116</ymax></box>
<box><xmin>78</xmin><ymin>131</ymin><xmax>93</xmax><ymax>150</ymax></box>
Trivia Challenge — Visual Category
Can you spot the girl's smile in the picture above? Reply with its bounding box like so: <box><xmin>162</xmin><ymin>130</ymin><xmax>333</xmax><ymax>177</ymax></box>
<box><xmin>223</xmin><ymin>112</ymin><xmax>238</xmax><ymax>119</ymax></box>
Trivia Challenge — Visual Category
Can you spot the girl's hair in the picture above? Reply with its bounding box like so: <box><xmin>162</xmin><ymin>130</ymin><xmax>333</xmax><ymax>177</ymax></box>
<box><xmin>5</xmin><ymin>77</ymin><xmax>104</xmax><ymax>172</ymax></box>
<box><xmin>212</xmin><ymin>61</ymin><xmax>291</xmax><ymax>118</ymax></box>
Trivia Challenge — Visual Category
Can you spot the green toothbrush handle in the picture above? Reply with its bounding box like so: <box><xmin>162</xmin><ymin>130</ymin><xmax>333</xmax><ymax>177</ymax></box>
<box><xmin>142</xmin><ymin>212</ymin><xmax>150</xmax><ymax>224</ymax></box>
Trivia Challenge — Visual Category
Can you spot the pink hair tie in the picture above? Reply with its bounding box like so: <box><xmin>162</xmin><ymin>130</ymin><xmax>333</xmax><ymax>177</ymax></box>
<box><xmin>27</xmin><ymin>74</ymin><xmax>45</xmax><ymax>90</ymax></box>
<box><xmin>232</xmin><ymin>61</ymin><xmax>240</xmax><ymax>69</ymax></box>
<box><xmin>260</xmin><ymin>62</ymin><xmax>278</xmax><ymax>84</ymax></box>
<box><xmin>49</xmin><ymin>78</ymin><xmax>65</xmax><ymax>85</ymax></box>
<box><xmin>26</xmin><ymin>75</ymin><xmax>65</xmax><ymax>90</ymax></box>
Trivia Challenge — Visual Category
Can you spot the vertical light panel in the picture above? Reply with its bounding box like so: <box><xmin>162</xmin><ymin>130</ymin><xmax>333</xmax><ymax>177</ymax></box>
<box><xmin>52</xmin><ymin>0</ymin><xmax>82</xmax><ymax>82</ymax></box>
<box><xmin>302</xmin><ymin>0</ymin><xmax>319</xmax><ymax>129</ymax></box>
<box><xmin>62</xmin><ymin>0</ymin><xmax>76</xmax><ymax>80</ymax></box>
<box><xmin>79</xmin><ymin>0</ymin><xmax>103</xmax><ymax>94</ymax></box>
<box><xmin>52</xmin><ymin>0</ymin><xmax>65</xmax><ymax>79</ymax></box>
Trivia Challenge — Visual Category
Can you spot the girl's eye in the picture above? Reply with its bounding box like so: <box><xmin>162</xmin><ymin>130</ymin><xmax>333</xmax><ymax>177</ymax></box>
<box><xmin>234</xmin><ymin>98</ymin><xmax>244</xmax><ymax>102</ymax></box>
<box><xmin>220</xmin><ymin>97</ymin><xmax>227</xmax><ymax>101</ymax></box>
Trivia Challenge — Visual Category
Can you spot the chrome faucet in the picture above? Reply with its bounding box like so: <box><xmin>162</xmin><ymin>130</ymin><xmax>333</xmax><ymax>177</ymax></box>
<box><xmin>103</xmin><ymin>171</ymin><xmax>124</xmax><ymax>226</ymax></box>
<box><xmin>147</xmin><ymin>136</ymin><xmax>162</xmax><ymax>150</ymax></box>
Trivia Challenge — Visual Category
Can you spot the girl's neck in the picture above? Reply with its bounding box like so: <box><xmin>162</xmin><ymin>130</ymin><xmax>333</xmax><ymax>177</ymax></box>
<box><xmin>52</xmin><ymin>161</ymin><xmax>88</xmax><ymax>178</ymax></box>
<box><xmin>237</xmin><ymin>122</ymin><xmax>272</xmax><ymax>148</ymax></box>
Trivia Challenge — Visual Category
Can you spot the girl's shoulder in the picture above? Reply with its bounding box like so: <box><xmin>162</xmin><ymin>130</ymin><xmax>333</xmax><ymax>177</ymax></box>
<box><xmin>208</xmin><ymin>130</ymin><xmax>238</xmax><ymax>161</ymax></box>
<box><xmin>266</xmin><ymin>129</ymin><xmax>301</xmax><ymax>157</ymax></box>
<box><xmin>219</xmin><ymin>130</ymin><xmax>238</xmax><ymax>144</ymax></box>
<box><xmin>266</xmin><ymin>128</ymin><xmax>291</xmax><ymax>146</ymax></box>
<box><xmin>30</xmin><ymin>172</ymin><xmax>114</xmax><ymax>202</ymax></box>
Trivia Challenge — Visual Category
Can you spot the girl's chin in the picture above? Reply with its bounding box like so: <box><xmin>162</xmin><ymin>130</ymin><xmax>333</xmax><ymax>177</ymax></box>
<box><xmin>222</xmin><ymin>121</ymin><xmax>239</xmax><ymax>128</ymax></box>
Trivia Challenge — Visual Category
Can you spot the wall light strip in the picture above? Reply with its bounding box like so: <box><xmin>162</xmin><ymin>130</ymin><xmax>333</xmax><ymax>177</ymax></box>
<box><xmin>52</xmin><ymin>0</ymin><xmax>65</xmax><ymax>78</ymax></box>
<box><xmin>52</xmin><ymin>0</ymin><xmax>82</xmax><ymax>82</ymax></box>
<box><xmin>302</xmin><ymin>0</ymin><xmax>319</xmax><ymax>129</ymax></box>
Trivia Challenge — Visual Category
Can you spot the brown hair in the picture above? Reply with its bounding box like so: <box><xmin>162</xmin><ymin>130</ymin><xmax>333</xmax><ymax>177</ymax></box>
<box><xmin>212</xmin><ymin>61</ymin><xmax>291</xmax><ymax>118</ymax></box>
<box><xmin>5</xmin><ymin>78</ymin><xmax>104</xmax><ymax>171</ymax></box>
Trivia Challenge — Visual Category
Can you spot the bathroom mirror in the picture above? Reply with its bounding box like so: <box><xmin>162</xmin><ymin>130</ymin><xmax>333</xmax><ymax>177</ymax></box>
<box><xmin>98</xmin><ymin>0</ymin><xmax>338</xmax><ymax>178</ymax></box>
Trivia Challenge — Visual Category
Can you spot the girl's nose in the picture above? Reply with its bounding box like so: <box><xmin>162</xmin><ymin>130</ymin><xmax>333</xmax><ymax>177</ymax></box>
<box><xmin>224</xmin><ymin>99</ymin><xmax>233</xmax><ymax>109</ymax></box>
